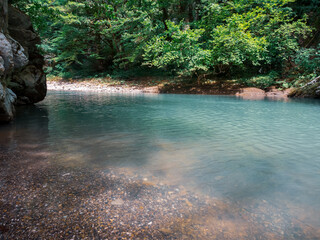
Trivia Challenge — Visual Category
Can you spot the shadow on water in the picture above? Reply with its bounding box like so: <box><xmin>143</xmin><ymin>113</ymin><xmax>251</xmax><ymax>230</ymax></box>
<box><xmin>0</xmin><ymin>105</ymin><xmax>49</xmax><ymax>152</ymax></box>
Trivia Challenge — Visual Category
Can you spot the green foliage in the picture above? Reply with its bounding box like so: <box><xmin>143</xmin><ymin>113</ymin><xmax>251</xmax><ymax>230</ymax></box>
<box><xmin>294</xmin><ymin>44</ymin><xmax>320</xmax><ymax>75</ymax></box>
<box><xmin>284</xmin><ymin>44</ymin><xmax>320</xmax><ymax>87</ymax></box>
<box><xmin>204</xmin><ymin>0</ymin><xmax>311</xmax><ymax>70</ymax></box>
<box><xmin>290</xmin><ymin>0</ymin><xmax>320</xmax><ymax>17</ymax></box>
<box><xmin>11</xmin><ymin>0</ymin><xmax>318</xmax><ymax>86</ymax></box>
<box><xmin>143</xmin><ymin>21</ymin><xmax>210</xmax><ymax>77</ymax></box>
<box><xmin>240</xmin><ymin>71</ymin><xmax>279</xmax><ymax>89</ymax></box>
<box><xmin>210</xmin><ymin>17</ymin><xmax>268</xmax><ymax>70</ymax></box>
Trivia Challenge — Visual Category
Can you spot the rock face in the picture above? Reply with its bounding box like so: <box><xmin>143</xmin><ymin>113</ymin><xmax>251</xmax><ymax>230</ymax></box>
<box><xmin>7</xmin><ymin>5</ymin><xmax>47</xmax><ymax>104</ymax></box>
<box><xmin>288</xmin><ymin>76</ymin><xmax>320</xmax><ymax>98</ymax></box>
<box><xmin>0</xmin><ymin>0</ymin><xmax>46</xmax><ymax>122</ymax></box>
<box><xmin>0</xmin><ymin>82</ymin><xmax>16</xmax><ymax>122</ymax></box>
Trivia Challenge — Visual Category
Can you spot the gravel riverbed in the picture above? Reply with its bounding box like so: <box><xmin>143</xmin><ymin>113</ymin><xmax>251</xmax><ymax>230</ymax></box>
<box><xmin>0</xmin><ymin>150</ymin><xmax>319</xmax><ymax>239</ymax></box>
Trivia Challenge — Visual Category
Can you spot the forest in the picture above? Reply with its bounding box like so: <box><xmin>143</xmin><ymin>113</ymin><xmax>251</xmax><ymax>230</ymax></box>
<box><xmin>11</xmin><ymin>0</ymin><xmax>320</xmax><ymax>89</ymax></box>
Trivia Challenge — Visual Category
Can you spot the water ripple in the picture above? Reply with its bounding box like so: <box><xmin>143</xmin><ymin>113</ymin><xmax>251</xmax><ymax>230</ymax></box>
<box><xmin>1</xmin><ymin>92</ymin><xmax>320</xmax><ymax>228</ymax></box>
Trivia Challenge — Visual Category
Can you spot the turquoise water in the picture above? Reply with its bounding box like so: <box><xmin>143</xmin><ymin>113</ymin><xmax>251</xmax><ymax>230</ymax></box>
<box><xmin>1</xmin><ymin>91</ymin><xmax>320</xmax><ymax>229</ymax></box>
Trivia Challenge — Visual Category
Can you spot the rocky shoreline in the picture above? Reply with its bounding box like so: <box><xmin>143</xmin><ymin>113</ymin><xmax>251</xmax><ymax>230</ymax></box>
<box><xmin>47</xmin><ymin>80</ymin><xmax>293</xmax><ymax>99</ymax></box>
<box><xmin>47</xmin><ymin>80</ymin><xmax>159</xmax><ymax>94</ymax></box>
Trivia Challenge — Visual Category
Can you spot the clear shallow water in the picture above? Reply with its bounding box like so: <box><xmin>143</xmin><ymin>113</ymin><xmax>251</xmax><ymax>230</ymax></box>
<box><xmin>1</xmin><ymin>91</ymin><xmax>320</xmax><ymax>229</ymax></box>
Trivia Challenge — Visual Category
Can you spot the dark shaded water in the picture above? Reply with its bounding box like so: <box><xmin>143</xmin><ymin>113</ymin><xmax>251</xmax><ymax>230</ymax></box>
<box><xmin>1</xmin><ymin>91</ymin><xmax>320</xmax><ymax>238</ymax></box>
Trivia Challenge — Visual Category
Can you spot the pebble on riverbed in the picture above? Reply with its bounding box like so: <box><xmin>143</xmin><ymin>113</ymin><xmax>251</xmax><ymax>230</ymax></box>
<box><xmin>47</xmin><ymin>80</ymin><xmax>160</xmax><ymax>94</ymax></box>
<box><xmin>0</xmin><ymin>151</ymin><xmax>318</xmax><ymax>239</ymax></box>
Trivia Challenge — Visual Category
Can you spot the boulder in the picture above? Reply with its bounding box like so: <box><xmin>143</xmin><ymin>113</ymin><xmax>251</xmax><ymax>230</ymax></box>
<box><xmin>265</xmin><ymin>86</ymin><xmax>293</xmax><ymax>98</ymax></box>
<box><xmin>0</xmin><ymin>0</ymin><xmax>47</xmax><ymax>122</ymax></box>
<box><xmin>0</xmin><ymin>32</ymin><xmax>14</xmax><ymax>73</ymax></box>
<box><xmin>8</xmin><ymin>5</ymin><xmax>32</xmax><ymax>31</ymax></box>
<box><xmin>8</xmin><ymin>6</ymin><xmax>40</xmax><ymax>55</ymax></box>
<box><xmin>0</xmin><ymin>82</ymin><xmax>16</xmax><ymax>122</ymax></box>
<box><xmin>8</xmin><ymin>35</ymin><xmax>29</xmax><ymax>70</ymax></box>
<box><xmin>7</xmin><ymin>4</ymin><xmax>46</xmax><ymax>104</ymax></box>
<box><xmin>0</xmin><ymin>56</ymin><xmax>5</xmax><ymax>74</ymax></box>
<box><xmin>10</xmin><ymin>65</ymin><xmax>46</xmax><ymax>104</ymax></box>
<box><xmin>236</xmin><ymin>86</ymin><xmax>293</xmax><ymax>99</ymax></box>
<box><xmin>0</xmin><ymin>23</ymin><xmax>28</xmax><ymax>121</ymax></box>
<box><xmin>235</xmin><ymin>87</ymin><xmax>266</xmax><ymax>100</ymax></box>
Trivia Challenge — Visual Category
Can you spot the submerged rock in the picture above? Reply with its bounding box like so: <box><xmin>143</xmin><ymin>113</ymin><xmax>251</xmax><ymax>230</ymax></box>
<box><xmin>111</xmin><ymin>199</ymin><xmax>125</xmax><ymax>206</ymax></box>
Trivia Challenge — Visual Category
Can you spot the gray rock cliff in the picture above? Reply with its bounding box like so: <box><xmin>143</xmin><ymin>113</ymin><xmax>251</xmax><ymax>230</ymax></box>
<box><xmin>0</xmin><ymin>0</ymin><xmax>46</xmax><ymax>122</ymax></box>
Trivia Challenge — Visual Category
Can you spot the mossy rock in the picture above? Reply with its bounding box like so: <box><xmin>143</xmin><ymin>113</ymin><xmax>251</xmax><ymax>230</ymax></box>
<box><xmin>289</xmin><ymin>80</ymin><xmax>320</xmax><ymax>98</ymax></box>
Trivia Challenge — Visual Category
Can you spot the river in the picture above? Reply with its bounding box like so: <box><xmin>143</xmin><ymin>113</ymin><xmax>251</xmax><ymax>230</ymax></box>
<box><xmin>0</xmin><ymin>91</ymin><xmax>319</xmax><ymax>239</ymax></box>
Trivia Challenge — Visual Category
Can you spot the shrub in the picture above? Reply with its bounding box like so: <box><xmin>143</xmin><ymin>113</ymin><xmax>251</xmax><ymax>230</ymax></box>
<box><xmin>294</xmin><ymin>44</ymin><xmax>320</xmax><ymax>75</ymax></box>
<box><xmin>240</xmin><ymin>71</ymin><xmax>279</xmax><ymax>89</ymax></box>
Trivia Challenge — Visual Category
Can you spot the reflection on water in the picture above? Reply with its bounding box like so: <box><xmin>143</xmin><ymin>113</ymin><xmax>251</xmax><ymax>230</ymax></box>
<box><xmin>1</xmin><ymin>91</ymin><xmax>320</xmax><ymax>237</ymax></box>
<box><xmin>0</xmin><ymin>105</ymin><xmax>49</xmax><ymax>152</ymax></box>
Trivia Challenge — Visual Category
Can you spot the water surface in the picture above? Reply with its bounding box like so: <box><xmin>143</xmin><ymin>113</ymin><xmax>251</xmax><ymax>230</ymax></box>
<box><xmin>1</xmin><ymin>91</ymin><xmax>320</xmax><ymax>237</ymax></box>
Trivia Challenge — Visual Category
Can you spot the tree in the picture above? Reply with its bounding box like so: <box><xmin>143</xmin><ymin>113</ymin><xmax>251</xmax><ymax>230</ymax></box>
<box><xmin>11</xmin><ymin>0</ymin><xmax>316</xmax><ymax>83</ymax></box>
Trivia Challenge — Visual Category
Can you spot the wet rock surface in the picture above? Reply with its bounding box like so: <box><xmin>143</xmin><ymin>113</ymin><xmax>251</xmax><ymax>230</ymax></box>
<box><xmin>0</xmin><ymin>0</ymin><xmax>46</xmax><ymax>122</ymax></box>
<box><xmin>0</xmin><ymin>150</ymin><xmax>319</xmax><ymax>239</ymax></box>
<box><xmin>7</xmin><ymin>4</ymin><xmax>46</xmax><ymax>105</ymax></box>
<box><xmin>10</xmin><ymin>65</ymin><xmax>46</xmax><ymax>104</ymax></box>
<box><xmin>0</xmin><ymin>83</ymin><xmax>16</xmax><ymax>122</ymax></box>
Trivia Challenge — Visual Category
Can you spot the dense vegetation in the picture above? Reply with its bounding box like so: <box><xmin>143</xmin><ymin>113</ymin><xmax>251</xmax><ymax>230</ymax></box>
<box><xmin>11</xmin><ymin>0</ymin><xmax>320</xmax><ymax>88</ymax></box>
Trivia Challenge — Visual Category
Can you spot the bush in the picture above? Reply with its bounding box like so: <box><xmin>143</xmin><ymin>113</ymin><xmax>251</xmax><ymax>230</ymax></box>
<box><xmin>294</xmin><ymin>44</ymin><xmax>320</xmax><ymax>75</ymax></box>
<box><xmin>282</xmin><ymin>44</ymin><xmax>320</xmax><ymax>87</ymax></box>
<box><xmin>240</xmin><ymin>71</ymin><xmax>279</xmax><ymax>89</ymax></box>
<box><xmin>143</xmin><ymin>21</ymin><xmax>211</xmax><ymax>77</ymax></box>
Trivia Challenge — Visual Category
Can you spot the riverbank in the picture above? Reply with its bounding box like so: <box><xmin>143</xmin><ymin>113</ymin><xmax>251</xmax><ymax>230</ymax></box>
<box><xmin>47</xmin><ymin>78</ymin><xmax>293</xmax><ymax>99</ymax></box>
<box><xmin>47</xmin><ymin>78</ymin><xmax>160</xmax><ymax>94</ymax></box>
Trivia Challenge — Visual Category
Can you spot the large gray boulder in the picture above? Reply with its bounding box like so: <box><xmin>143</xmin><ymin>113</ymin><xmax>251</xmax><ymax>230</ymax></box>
<box><xmin>0</xmin><ymin>32</ymin><xmax>29</xmax><ymax>72</ymax></box>
<box><xmin>0</xmin><ymin>32</ymin><xmax>14</xmax><ymax>74</ymax></box>
<box><xmin>7</xmin><ymin>4</ymin><xmax>46</xmax><ymax>104</ymax></box>
<box><xmin>0</xmin><ymin>2</ymin><xmax>28</xmax><ymax>122</ymax></box>
<box><xmin>0</xmin><ymin>0</ymin><xmax>46</xmax><ymax>122</ymax></box>
<box><xmin>10</xmin><ymin>65</ymin><xmax>46</xmax><ymax>104</ymax></box>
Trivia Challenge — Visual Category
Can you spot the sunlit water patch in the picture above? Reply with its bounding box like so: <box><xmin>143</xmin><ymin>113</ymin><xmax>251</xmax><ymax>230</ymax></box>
<box><xmin>1</xmin><ymin>91</ymin><xmax>320</xmax><ymax>238</ymax></box>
